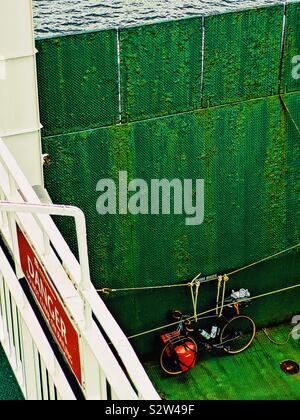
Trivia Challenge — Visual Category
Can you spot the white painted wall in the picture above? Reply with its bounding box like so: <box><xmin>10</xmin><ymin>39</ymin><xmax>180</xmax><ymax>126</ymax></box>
<box><xmin>0</xmin><ymin>0</ymin><xmax>43</xmax><ymax>186</ymax></box>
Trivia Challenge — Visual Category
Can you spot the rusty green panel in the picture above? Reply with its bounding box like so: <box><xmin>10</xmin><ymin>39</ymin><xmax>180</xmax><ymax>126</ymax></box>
<box><xmin>42</xmin><ymin>93</ymin><xmax>300</xmax><ymax>354</ymax></box>
<box><xmin>120</xmin><ymin>17</ymin><xmax>203</xmax><ymax>122</ymax></box>
<box><xmin>36</xmin><ymin>30</ymin><xmax>119</xmax><ymax>137</ymax></box>
<box><xmin>281</xmin><ymin>1</ymin><xmax>300</xmax><ymax>93</ymax></box>
<box><xmin>203</xmin><ymin>5</ymin><xmax>283</xmax><ymax>107</ymax></box>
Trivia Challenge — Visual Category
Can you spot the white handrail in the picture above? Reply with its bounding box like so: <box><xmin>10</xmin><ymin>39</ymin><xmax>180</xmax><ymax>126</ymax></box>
<box><xmin>0</xmin><ymin>138</ymin><xmax>159</xmax><ymax>400</ymax></box>
<box><xmin>0</xmin><ymin>205</ymin><xmax>139</xmax><ymax>400</ymax></box>
<box><xmin>0</xmin><ymin>247</ymin><xmax>76</xmax><ymax>400</ymax></box>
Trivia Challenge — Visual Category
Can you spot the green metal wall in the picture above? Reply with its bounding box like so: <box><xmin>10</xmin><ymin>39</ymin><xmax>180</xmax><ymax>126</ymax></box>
<box><xmin>36</xmin><ymin>29</ymin><xmax>119</xmax><ymax>136</ymax></box>
<box><xmin>120</xmin><ymin>17</ymin><xmax>203</xmax><ymax>122</ymax></box>
<box><xmin>37</xmin><ymin>4</ymin><xmax>300</xmax><ymax>354</ymax></box>
<box><xmin>282</xmin><ymin>1</ymin><xmax>300</xmax><ymax>93</ymax></box>
<box><xmin>202</xmin><ymin>5</ymin><xmax>283</xmax><ymax>106</ymax></box>
<box><xmin>36</xmin><ymin>4</ymin><xmax>291</xmax><ymax>128</ymax></box>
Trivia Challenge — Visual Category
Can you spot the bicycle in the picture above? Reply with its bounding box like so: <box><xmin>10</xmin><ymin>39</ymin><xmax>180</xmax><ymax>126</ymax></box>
<box><xmin>160</xmin><ymin>289</ymin><xmax>256</xmax><ymax>375</ymax></box>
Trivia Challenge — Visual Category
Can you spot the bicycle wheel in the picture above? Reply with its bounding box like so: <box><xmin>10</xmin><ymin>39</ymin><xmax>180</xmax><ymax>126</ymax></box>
<box><xmin>160</xmin><ymin>337</ymin><xmax>198</xmax><ymax>375</ymax></box>
<box><xmin>220</xmin><ymin>316</ymin><xmax>256</xmax><ymax>354</ymax></box>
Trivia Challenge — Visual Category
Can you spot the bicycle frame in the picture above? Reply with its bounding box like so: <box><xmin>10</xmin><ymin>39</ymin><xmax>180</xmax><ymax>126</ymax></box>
<box><xmin>176</xmin><ymin>306</ymin><xmax>250</xmax><ymax>351</ymax></box>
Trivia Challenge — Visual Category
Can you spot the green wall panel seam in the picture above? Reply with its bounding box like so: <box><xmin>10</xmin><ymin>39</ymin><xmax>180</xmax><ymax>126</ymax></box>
<box><xmin>36</xmin><ymin>4</ymin><xmax>300</xmax><ymax>135</ymax></box>
<box><xmin>41</xmin><ymin>91</ymin><xmax>298</xmax><ymax>141</ymax></box>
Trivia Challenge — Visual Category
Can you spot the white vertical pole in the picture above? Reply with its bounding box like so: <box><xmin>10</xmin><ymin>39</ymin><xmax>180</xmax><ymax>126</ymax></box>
<box><xmin>20</xmin><ymin>322</ymin><xmax>39</xmax><ymax>400</ymax></box>
<box><xmin>0</xmin><ymin>0</ymin><xmax>43</xmax><ymax>186</ymax></box>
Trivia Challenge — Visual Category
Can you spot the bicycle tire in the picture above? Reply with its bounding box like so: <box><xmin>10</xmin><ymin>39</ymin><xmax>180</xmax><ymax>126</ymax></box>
<box><xmin>160</xmin><ymin>336</ymin><xmax>198</xmax><ymax>375</ymax></box>
<box><xmin>220</xmin><ymin>316</ymin><xmax>256</xmax><ymax>354</ymax></box>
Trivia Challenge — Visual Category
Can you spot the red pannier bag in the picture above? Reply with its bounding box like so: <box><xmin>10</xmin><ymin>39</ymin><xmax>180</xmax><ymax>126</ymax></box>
<box><xmin>161</xmin><ymin>331</ymin><xmax>197</xmax><ymax>372</ymax></box>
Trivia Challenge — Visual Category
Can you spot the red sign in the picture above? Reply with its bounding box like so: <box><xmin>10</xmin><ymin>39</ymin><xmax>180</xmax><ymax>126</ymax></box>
<box><xmin>17</xmin><ymin>225</ymin><xmax>82</xmax><ymax>385</ymax></box>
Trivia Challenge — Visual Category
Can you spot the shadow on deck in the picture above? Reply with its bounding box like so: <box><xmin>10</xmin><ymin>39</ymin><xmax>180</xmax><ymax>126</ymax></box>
<box><xmin>144</xmin><ymin>324</ymin><xmax>300</xmax><ymax>400</ymax></box>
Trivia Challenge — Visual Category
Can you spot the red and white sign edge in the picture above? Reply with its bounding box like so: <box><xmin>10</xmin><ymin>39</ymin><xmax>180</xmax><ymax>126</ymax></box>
<box><xmin>16</xmin><ymin>224</ymin><xmax>82</xmax><ymax>385</ymax></box>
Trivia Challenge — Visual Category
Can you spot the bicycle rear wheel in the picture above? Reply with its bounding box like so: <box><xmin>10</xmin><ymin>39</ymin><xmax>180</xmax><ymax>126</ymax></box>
<box><xmin>160</xmin><ymin>336</ymin><xmax>197</xmax><ymax>375</ymax></box>
<box><xmin>220</xmin><ymin>316</ymin><xmax>256</xmax><ymax>354</ymax></box>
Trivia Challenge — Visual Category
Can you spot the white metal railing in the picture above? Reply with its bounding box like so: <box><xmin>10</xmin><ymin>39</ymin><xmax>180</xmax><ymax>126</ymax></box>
<box><xmin>0</xmin><ymin>247</ymin><xmax>76</xmax><ymax>400</ymax></box>
<box><xmin>0</xmin><ymin>138</ymin><xmax>159</xmax><ymax>400</ymax></box>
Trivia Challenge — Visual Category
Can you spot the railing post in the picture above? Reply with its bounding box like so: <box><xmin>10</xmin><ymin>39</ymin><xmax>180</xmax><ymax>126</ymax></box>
<box><xmin>20</xmin><ymin>322</ymin><xmax>39</xmax><ymax>400</ymax></box>
<box><xmin>80</xmin><ymin>340</ymin><xmax>102</xmax><ymax>400</ymax></box>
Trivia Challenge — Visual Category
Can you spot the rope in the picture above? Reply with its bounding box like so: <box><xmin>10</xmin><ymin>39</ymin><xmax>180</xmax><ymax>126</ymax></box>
<box><xmin>216</xmin><ymin>275</ymin><xmax>223</xmax><ymax>315</ymax></box>
<box><xmin>190</xmin><ymin>275</ymin><xmax>201</xmax><ymax>321</ymax></box>
<box><xmin>226</xmin><ymin>243</ymin><xmax>300</xmax><ymax>277</ymax></box>
<box><xmin>97</xmin><ymin>242</ymin><xmax>300</xmax><ymax>295</ymax></box>
<box><xmin>127</xmin><ymin>281</ymin><xmax>300</xmax><ymax>340</ymax></box>
<box><xmin>262</xmin><ymin>328</ymin><xmax>293</xmax><ymax>346</ymax></box>
<box><xmin>97</xmin><ymin>282</ymin><xmax>189</xmax><ymax>295</ymax></box>
<box><xmin>218</xmin><ymin>274</ymin><xmax>229</xmax><ymax>318</ymax></box>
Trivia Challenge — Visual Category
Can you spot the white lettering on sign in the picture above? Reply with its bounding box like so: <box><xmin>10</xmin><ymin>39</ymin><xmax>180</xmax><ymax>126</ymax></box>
<box><xmin>27</xmin><ymin>255</ymin><xmax>68</xmax><ymax>345</ymax></box>
<box><xmin>17</xmin><ymin>225</ymin><xmax>82</xmax><ymax>384</ymax></box>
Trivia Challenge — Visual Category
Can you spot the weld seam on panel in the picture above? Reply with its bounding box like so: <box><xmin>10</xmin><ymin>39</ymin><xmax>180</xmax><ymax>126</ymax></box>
<box><xmin>116</xmin><ymin>27</ymin><xmax>122</xmax><ymax>124</ymax></box>
<box><xmin>278</xmin><ymin>1</ymin><xmax>288</xmax><ymax>94</ymax></box>
<box><xmin>41</xmin><ymin>91</ymin><xmax>300</xmax><ymax>141</ymax></box>
<box><xmin>200</xmin><ymin>16</ymin><xmax>205</xmax><ymax>107</ymax></box>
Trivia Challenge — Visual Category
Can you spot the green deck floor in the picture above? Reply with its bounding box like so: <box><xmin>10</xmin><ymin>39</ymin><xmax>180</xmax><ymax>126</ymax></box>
<box><xmin>0</xmin><ymin>345</ymin><xmax>23</xmax><ymax>400</ymax></box>
<box><xmin>144</xmin><ymin>324</ymin><xmax>300</xmax><ymax>400</ymax></box>
<box><xmin>0</xmin><ymin>324</ymin><xmax>299</xmax><ymax>400</ymax></box>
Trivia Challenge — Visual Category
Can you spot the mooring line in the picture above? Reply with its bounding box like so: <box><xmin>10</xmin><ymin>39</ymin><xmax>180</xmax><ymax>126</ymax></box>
<box><xmin>127</xmin><ymin>282</ymin><xmax>300</xmax><ymax>340</ymax></box>
<box><xmin>98</xmin><ymin>243</ymin><xmax>300</xmax><ymax>295</ymax></box>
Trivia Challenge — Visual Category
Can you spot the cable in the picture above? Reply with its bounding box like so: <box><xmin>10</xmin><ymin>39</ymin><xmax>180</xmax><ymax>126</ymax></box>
<box><xmin>262</xmin><ymin>328</ymin><xmax>292</xmax><ymax>346</ymax></box>
<box><xmin>97</xmin><ymin>242</ymin><xmax>300</xmax><ymax>295</ymax></box>
<box><xmin>97</xmin><ymin>282</ymin><xmax>189</xmax><ymax>295</ymax></box>
<box><xmin>218</xmin><ymin>274</ymin><xmax>229</xmax><ymax>318</ymax></box>
<box><xmin>215</xmin><ymin>275</ymin><xmax>223</xmax><ymax>315</ymax></box>
<box><xmin>127</xmin><ymin>281</ymin><xmax>300</xmax><ymax>340</ymax></box>
<box><xmin>226</xmin><ymin>243</ymin><xmax>300</xmax><ymax>277</ymax></box>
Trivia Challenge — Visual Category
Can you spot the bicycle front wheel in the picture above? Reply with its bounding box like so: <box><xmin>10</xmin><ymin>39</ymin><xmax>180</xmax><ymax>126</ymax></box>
<box><xmin>160</xmin><ymin>337</ymin><xmax>197</xmax><ymax>375</ymax></box>
<box><xmin>220</xmin><ymin>316</ymin><xmax>256</xmax><ymax>354</ymax></box>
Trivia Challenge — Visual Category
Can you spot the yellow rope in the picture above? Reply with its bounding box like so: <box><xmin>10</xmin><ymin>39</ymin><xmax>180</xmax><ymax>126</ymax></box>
<box><xmin>218</xmin><ymin>274</ymin><xmax>229</xmax><ymax>318</ymax></box>
<box><xmin>188</xmin><ymin>273</ymin><xmax>202</xmax><ymax>320</ymax></box>
<box><xmin>190</xmin><ymin>272</ymin><xmax>202</xmax><ymax>286</ymax></box>
<box><xmin>98</xmin><ymin>242</ymin><xmax>300</xmax><ymax>295</ymax></box>
<box><xmin>127</xmin><ymin>281</ymin><xmax>300</xmax><ymax>340</ymax></box>
<box><xmin>96</xmin><ymin>242</ymin><xmax>300</xmax><ymax>340</ymax></box>
<box><xmin>190</xmin><ymin>280</ymin><xmax>201</xmax><ymax>321</ymax></box>
<box><xmin>262</xmin><ymin>328</ymin><xmax>293</xmax><ymax>346</ymax></box>
<box><xmin>97</xmin><ymin>282</ymin><xmax>189</xmax><ymax>295</ymax></box>
<box><xmin>227</xmin><ymin>243</ymin><xmax>300</xmax><ymax>277</ymax></box>
<box><xmin>216</xmin><ymin>275</ymin><xmax>223</xmax><ymax>315</ymax></box>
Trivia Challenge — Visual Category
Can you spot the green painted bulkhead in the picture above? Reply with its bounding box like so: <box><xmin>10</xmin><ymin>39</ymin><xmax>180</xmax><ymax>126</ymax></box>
<box><xmin>36</xmin><ymin>3</ymin><xmax>300</xmax><ymax>354</ymax></box>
